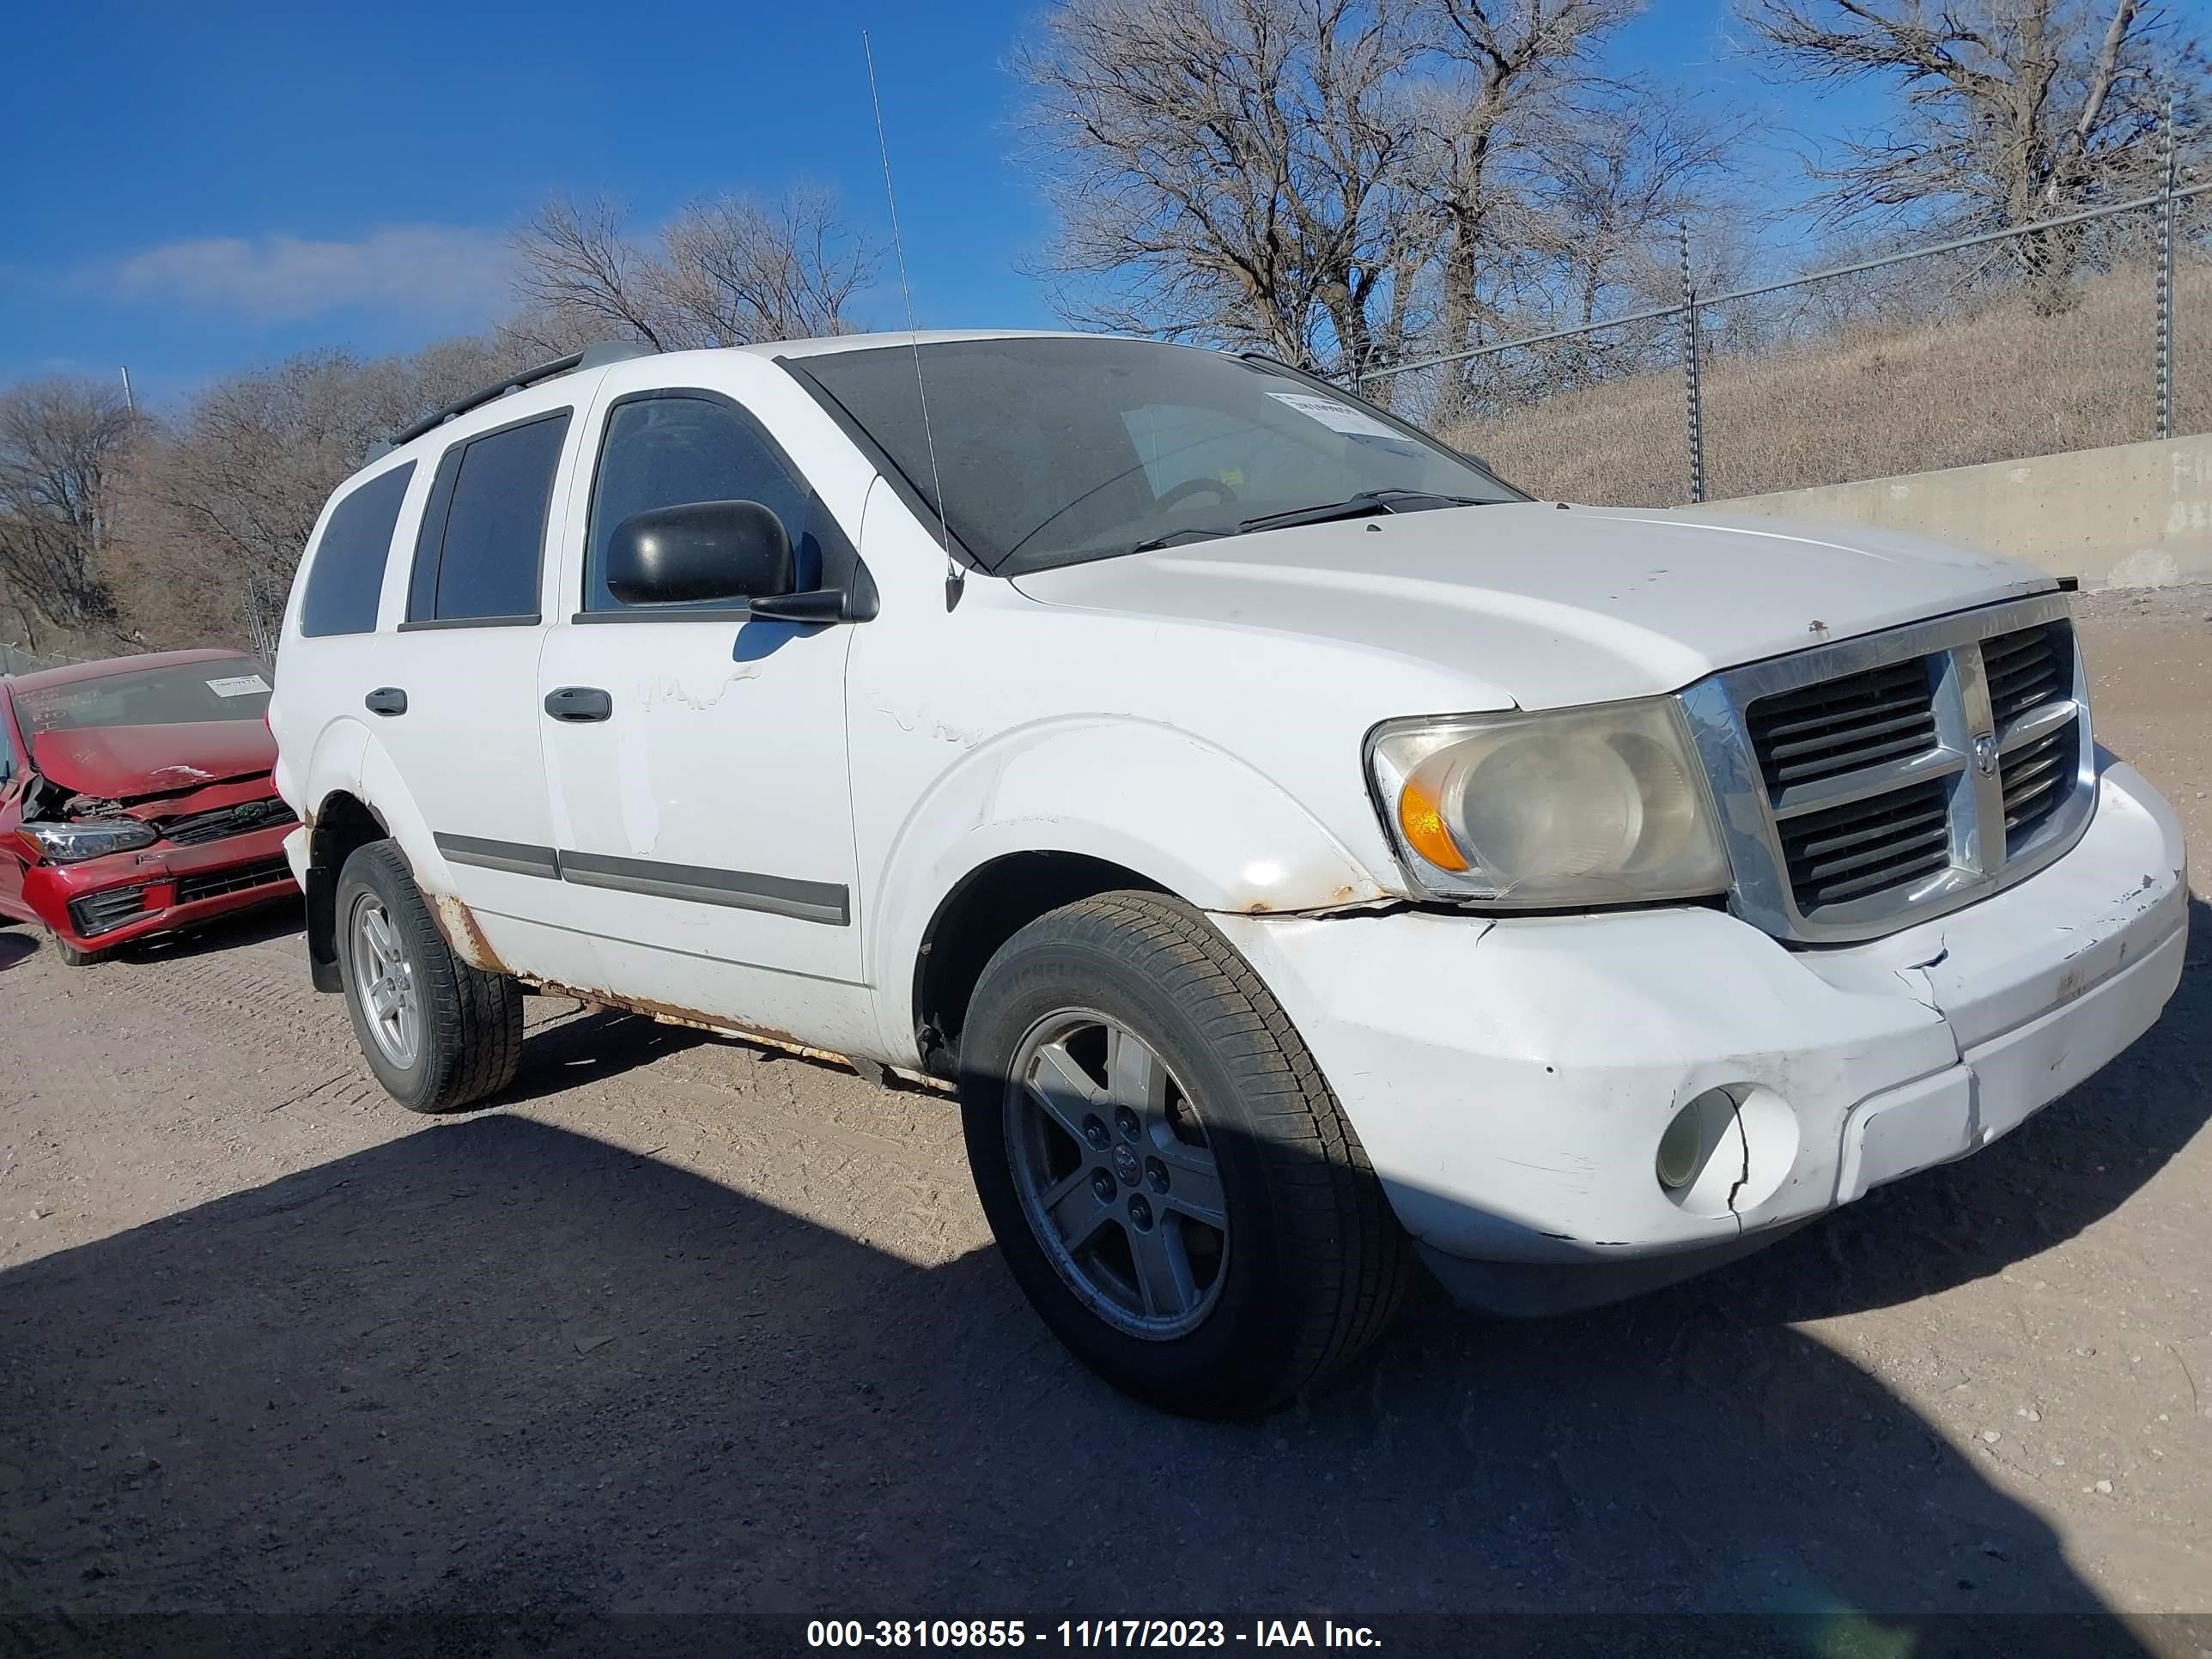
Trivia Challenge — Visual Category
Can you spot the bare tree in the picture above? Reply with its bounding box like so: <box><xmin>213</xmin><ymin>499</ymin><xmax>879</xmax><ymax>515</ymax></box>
<box><xmin>108</xmin><ymin>337</ymin><xmax>529</xmax><ymax>653</ymax></box>
<box><xmin>508</xmin><ymin>197</ymin><xmax>680</xmax><ymax>352</ymax></box>
<box><xmin>1525</xmin><ymin>99</ymin><xmax>1747</xmax><ymax>326</ymax></box>
<box><xmin>0</xmin><ymin>379</ymin><xmax>137</xmax><ymax>647</ymax></box>
<box><xmin>1404</xmin><ymin>0</ymin><xmax>1650</xmax><ymax>411</ymax></box>
<box><xmin>510</xmin><ymin>189</ymin><xmax>879</xmax><ymax>353</ymax></box>
<box><xmin>1017</xmin><ymin>0</ymin><xmax>1429</xmax><ymax>370</ymax></box>
<box><xmin>1740</xmin><ymin>0</ymin><xmax>2207</xmax><ymax>279</ymax></box>
<box><xmin>1017</xmin><ymin>0</ymin><xmax>1685</xmax><ymax>398</ymax></box>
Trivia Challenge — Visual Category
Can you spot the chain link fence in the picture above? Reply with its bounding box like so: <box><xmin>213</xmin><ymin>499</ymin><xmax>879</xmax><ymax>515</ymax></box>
<box><xmin>0</xmin><ymin>642</ymin><xmax>81</xmax><ymax>677</ymax></box>
<box><xmin>1353</xmin><ymin>170</ymin><xmax>2210</xmax><ymax>509</ymax></box>
<box><xmin>1367</xmin><ymin>313</ymin><xmax>1688</xmax><ymax>505</ymax></box>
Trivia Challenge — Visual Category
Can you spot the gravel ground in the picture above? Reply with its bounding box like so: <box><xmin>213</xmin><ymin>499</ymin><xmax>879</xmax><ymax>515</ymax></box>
<box><xmin>1</xmin><ymin>586</ymin><xmax>2208</xmax><ymax>1649</ymax></box>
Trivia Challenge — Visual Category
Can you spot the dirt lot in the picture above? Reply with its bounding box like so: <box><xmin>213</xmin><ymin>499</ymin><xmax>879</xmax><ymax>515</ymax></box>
<box><xmin>3</xmin><ymin>588</ymin><xmax>2209</xmax><ymax>1647</ymax></box>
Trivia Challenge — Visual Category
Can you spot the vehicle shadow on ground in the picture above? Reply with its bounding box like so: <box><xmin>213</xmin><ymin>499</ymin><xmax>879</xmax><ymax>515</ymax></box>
<box><xmin>108</xmin><ymin>896</ymin><xmax>306</xmax><ymax>964</ymax></box>
<box><xmin>491</xmin><ymin>1002</ymin><xmax>715</xmax><ymax>1105</ymax></box>
<box><xmin>5</xmin><ymin>1046</ymin><xmax>2196</xmax><ymax>1656</ymax></box>
<box><xmin>0</xmin><ymin>929</ymin><xmax>37</xmax><ymax>970</ymax></box>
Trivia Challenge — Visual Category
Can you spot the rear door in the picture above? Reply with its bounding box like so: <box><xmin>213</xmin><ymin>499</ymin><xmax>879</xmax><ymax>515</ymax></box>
<box><xmin>363</xmin><ymin>386</ymin><xmax>599</xmax><ymax>982</ymax></box>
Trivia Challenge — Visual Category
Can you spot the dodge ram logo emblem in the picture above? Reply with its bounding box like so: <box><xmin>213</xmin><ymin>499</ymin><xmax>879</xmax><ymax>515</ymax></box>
<box><xmin>1973</xmin><ymin>732</ymin><xmax>1999</xmax><ymax>777</ymax></box>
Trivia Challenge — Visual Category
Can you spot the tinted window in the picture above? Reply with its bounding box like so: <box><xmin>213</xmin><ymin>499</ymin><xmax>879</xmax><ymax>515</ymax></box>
<box><xmin>301</xmin><ymin>463</ymin><xmax>414</xmax><ymax>637</ymax></box>
<box><xmin>16</xmin><ymin>658</ymin><xmax>271</xmax><ymax>734</ymax></box>
<box><xmin>586</xmin><ymin>396</ymin><xmax>822</xmax><ymax>611</ymax></box>
<box><xmin>795</xmin><ymin>338</ymin><xmax>1520</xmax><ymax>574</ymax></box>
<box><xmin>407</xmin><ymin>410</ymin><xmax>570</xmax><ymax>623</ymax></box>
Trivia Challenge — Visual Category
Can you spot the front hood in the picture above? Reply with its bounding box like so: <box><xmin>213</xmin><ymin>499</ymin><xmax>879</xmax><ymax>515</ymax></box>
<box><xmin>1011</xmin><ymin>503</ymin><xmax>2052</xmax><ymax>708</ymax></box>
<box><xmin>32</xmin><ymin>720</ymin><xmax>276</xmax><ymax>802</ymax></box>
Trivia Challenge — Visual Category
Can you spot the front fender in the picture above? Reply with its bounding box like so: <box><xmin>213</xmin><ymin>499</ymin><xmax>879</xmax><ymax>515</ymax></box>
<box><xmin>866</xmin><ymin>716</ymin><xmax>1391</xmax><ymax>1059</ymax></box>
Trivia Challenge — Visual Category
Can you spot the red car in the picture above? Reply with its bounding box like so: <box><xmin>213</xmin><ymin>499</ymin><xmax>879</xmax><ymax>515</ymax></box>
<box><xmin>0</xmin><ymin>649</ymin><xmax>299</xmax><ymax>965</ymax></box>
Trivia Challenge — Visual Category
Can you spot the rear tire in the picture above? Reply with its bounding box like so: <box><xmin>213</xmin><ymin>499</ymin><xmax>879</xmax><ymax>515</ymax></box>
<box><xmin>958</xmin><ymin>890</ymin><xmax>1413</xmax><ymax>1418</ymax></box>
<box><xmin>335</xmin><ymin>839</ymin><xmax>521</xmax><ymax>1113</ymax></box>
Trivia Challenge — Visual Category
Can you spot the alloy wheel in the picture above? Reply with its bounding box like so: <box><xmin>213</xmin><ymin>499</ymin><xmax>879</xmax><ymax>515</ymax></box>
<box><xmin>349</xmin><ymin>893</ymin><xmax>422</xmax><ymax>1069</ymax></box>
<box><xmin>1005</xmin><ymin>1009</ymin><xmax>1230</xmax><ymax>1339</ymax></box>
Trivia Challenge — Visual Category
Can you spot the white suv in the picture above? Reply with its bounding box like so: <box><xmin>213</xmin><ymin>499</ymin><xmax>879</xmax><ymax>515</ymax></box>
<box><xmin>271</xmin><ymin>332</ymin><xmax>2188</xmax><ymax>1415</ymax></box>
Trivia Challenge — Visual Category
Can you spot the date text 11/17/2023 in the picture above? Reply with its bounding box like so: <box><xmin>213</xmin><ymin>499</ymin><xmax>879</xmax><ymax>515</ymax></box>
<box><xmin>805</xmin><ymin>1620</ymin><xmax>1382</xmax><ymax>1649</ymax></box>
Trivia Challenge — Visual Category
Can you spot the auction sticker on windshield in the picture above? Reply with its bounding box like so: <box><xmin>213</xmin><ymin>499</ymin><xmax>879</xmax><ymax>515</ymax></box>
<box><xmin>206</xmin><ymin>674</ymin><xmax>271</xmax><ymax>697</ymax></box>
<box><xmin>1265</xmin><ymin>391</ymin><xmax>1403</xmax><ymax>441</ymax></box>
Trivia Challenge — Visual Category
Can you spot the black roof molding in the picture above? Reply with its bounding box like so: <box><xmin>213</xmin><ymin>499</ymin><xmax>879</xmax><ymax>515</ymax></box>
<box><xmin>378</xmin><ymin>342</ymin><xmax>657</xmax><ymax>454</ymax></box>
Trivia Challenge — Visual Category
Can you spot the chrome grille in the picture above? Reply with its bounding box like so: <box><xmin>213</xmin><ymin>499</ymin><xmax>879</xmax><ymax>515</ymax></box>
<box><xmin>1982</xmin><ymin>620</ymin><xmax>2072</xmax><ymax>726</ymax></box>
<box><xmin>161</xmin><ymin>797</ymin><xmax>296</xmax><ymax>847</ymax></box>
<box><xmin>2002</xmin><ymin>720</ymin><xmax>2077</xmax><ymax>847</ymax></box>
<box><xmin>1773</xmin><ymin>778</ymin><xmax>1953</xmax><ymax>910</ymax></box>
<box><xmin>1680</xmin><ymin>593</ymin><xmax>2094</xmax><ymax>943</ymax></box>
<box><xmin>1747</xmin><ymin>660</ymin><xmax>1937</xmax><ymax>793</ymax></box>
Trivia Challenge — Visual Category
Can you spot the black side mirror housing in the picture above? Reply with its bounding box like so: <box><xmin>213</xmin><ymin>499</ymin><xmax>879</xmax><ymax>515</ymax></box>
<box><xmin>604</xmin><ymin>500</ymin><xmax>795</xmax><ymax>606</ymax></box>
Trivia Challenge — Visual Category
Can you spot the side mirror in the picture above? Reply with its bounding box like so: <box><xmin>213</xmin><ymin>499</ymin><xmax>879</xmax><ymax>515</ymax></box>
<box><xmin>1459</xmin><ymin>449</ymin><xmax>1494</xmax><ymax>473</ymax></box>
<box><xmin>604</xmin><ymin>499</ymin><xmax>794</xmax><ymax>607</ymax></box>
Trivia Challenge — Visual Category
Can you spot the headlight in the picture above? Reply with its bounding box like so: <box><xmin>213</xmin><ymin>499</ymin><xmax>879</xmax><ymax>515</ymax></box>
<box><xmin>1366</xmin><ymin>700</ymin><xmax>1729</xmax><ymax>907</ymax></box>
<box><xmin>17</xmin><ymin>819</ymin><xmax>158</xmax><ymax>864</ymax></box>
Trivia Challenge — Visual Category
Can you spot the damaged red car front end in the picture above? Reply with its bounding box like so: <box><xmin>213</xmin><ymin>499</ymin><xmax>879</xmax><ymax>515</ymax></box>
<box><xmin>0</xmin><ymin>651</ymin><xmax>300</xmax><ymax>962</ymax></box>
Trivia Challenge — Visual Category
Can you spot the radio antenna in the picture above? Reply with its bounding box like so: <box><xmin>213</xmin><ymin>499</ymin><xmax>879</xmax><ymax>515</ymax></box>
<box><xmin>864</xmin><ymin>31</ymin><xmax>962</xmax><ymax>610</ymax></box>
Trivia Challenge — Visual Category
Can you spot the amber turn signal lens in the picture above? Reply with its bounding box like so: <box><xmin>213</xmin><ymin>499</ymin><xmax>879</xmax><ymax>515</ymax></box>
<box><xmin>1396</xmin><ymin>775</ymin><xmax>1468</xmax><ymax>872</ymax></box>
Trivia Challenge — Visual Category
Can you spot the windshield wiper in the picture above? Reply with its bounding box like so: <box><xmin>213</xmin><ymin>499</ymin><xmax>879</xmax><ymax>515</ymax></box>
<box><xmin>1237</xmin><ymin>489</ymin><xmax>1488</xmax><ymax>535</ymax></box>
<box><xmin>1124</xmin><ymin>526</ymin><xmax>1234</xmax><ymax>555</ymax></box>
<box><xmin>1120</xmin><ymin>489</ymin><xmax>1486</xmax><ymax>558</ymax></box>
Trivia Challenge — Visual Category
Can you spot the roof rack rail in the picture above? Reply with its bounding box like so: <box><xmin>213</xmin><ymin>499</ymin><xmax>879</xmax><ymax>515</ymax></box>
<box><xmin>380</xmin><ymin>341</ymin><xmax>657</xmax><ymax>453</ymax></box>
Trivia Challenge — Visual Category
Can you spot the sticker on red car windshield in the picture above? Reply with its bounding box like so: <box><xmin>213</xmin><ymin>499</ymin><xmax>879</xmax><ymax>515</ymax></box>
<box><xmin>205</xmin><ymin>674</ymin><xmax>270</xmax><ymax>697</ymax></box>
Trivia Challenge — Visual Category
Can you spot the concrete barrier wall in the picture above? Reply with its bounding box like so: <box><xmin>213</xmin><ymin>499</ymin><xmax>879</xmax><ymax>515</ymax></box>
<box><xmin>1718</xmin><ymin>431</ymin><xmax>2212</xmax><ymax>588</ymax></box>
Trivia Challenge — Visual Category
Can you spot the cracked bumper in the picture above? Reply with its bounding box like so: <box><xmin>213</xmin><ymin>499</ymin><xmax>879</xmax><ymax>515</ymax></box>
<box><xmin>21</xmin><ymin>819</ymin><xmax>300</xmax><ymax>953</ymax></box>
<box><xmin>1212</xmin><ymin>760</ymin><xmax>2188</xmax><ymax>1315</ymax></box>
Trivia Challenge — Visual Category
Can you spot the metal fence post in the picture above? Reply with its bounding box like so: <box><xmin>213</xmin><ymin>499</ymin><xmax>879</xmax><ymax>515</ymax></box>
<box><xmin>2158</xmin><ymin>94</ymin><xmax>2176</xmax><ymax>441</ymax></box>
<box><xmin>1679</xmin><ymin>222</ymin><xmax>1706</xmax><ymax>504</ymax></box>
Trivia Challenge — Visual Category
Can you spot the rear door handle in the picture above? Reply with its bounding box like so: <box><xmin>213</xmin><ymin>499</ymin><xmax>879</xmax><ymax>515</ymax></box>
<box><xmin>544</xmin><ymin>686</ymin><xmax>613</xmax><ymax>723</ymax></box>
<box><xmin>364</xmin><ymin>687</ymin><xmax>407</xmax><ymax>716</ymax></box>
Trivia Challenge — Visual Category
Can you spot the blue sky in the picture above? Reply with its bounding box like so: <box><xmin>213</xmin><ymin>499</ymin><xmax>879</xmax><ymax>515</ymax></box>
<box><xmin>2</xmin><ymin>0</ymin><xmax>1853</xmax><ymax>408</ymax></box>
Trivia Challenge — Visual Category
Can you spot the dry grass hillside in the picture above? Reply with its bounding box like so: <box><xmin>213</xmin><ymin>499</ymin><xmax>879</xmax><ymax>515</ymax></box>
<box><xmin>1441</xmin><ymin>260</ymin><xmax>2212</xmax><ymax>506</ymax></box>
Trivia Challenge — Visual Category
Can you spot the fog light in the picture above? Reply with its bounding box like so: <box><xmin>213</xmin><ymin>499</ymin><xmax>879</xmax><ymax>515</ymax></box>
<box><xmin>1656</xmin><ymin>1102</ymin><xmax>1707</xmax><ymax>1189</ymax></box>
<box><xmin>1656</xmin><ymin>1087</ymin><xmax>1735</xmax><ymax>1192</ymax></box>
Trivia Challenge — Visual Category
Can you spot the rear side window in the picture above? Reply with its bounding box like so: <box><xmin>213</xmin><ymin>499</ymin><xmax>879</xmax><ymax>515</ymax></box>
<box><xmin>406</xmin><ymin>410</ymin><xmax>571</xmax><ymax>624</ymax></box>
<box><xmin>584</xmin><ymin>394</ymin><xmax>822</xmax><ymax>611</ymax></box>
<box><xmin>301</xmin><ymin>463</ymin><xmax>414</xmax><ymax>637</ymax></box>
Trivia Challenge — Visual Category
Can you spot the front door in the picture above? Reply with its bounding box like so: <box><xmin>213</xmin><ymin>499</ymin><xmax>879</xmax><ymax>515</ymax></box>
<box><xmin>534</xmin><ymin>368</ymin><xmax>869</xmax><ymax>1052</ymax></box>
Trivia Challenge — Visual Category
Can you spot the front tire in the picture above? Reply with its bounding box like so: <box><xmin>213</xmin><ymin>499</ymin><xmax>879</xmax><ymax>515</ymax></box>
<box><xmin>50</xmin><ymin>931</ymin><xmax>103</xmax><ymax>968</ymax></box>
<box><xmin>335</xmin><ymin>840</ymin><xmax>521</xmax><ymax>1113</ymax></box>
<box><xmin>958</xmin><ymin>891</ymin><xmax>1413</xmax><ymax>1417</ymax></box>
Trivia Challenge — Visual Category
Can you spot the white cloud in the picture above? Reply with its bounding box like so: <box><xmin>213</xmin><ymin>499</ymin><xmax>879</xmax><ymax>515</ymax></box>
<box><xmin>88</xmin><ymin>226</ymin><xmax>514</xmax><ymax>321</ymax></box>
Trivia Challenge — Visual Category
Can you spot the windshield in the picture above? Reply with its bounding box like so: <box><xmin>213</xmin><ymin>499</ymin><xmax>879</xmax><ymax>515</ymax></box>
<box><xmin>792</xmin><ymin>337</ymin><xmax>1524</xmax><ymax>574</ymax></box>
<box><xmin>16</xmin><ymin>659</ymin><xmax>272</xmax><ymax>735</ymax></box>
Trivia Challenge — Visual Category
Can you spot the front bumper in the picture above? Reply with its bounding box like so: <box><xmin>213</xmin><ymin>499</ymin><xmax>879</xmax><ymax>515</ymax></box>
<box><xmin>22</xmin><ymin>819</ymin><xmax>300</xmax><ymax>953</ymax></box>
<box><xmin>1213</xmin><ymin>759</ymin><xmax>2188</xmax><ymax>1314</ymax></box>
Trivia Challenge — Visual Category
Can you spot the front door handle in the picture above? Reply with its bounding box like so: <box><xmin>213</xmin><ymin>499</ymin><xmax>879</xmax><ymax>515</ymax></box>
<box><xmin>544</xmin><ymin>686</ymin><xmax>614</xmax><ymax>723</ymax></box>
<box><xmin>364</xmin><ymin>687</ymin><xmax>407</xmax><ymax>716</ymax></box>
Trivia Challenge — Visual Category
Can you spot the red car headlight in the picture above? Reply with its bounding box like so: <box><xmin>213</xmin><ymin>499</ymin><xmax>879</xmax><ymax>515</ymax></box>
<box><xmin>15</xmin><ymin>819</ymin><xmax>159</xmax><ymax>864</ymax></box>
